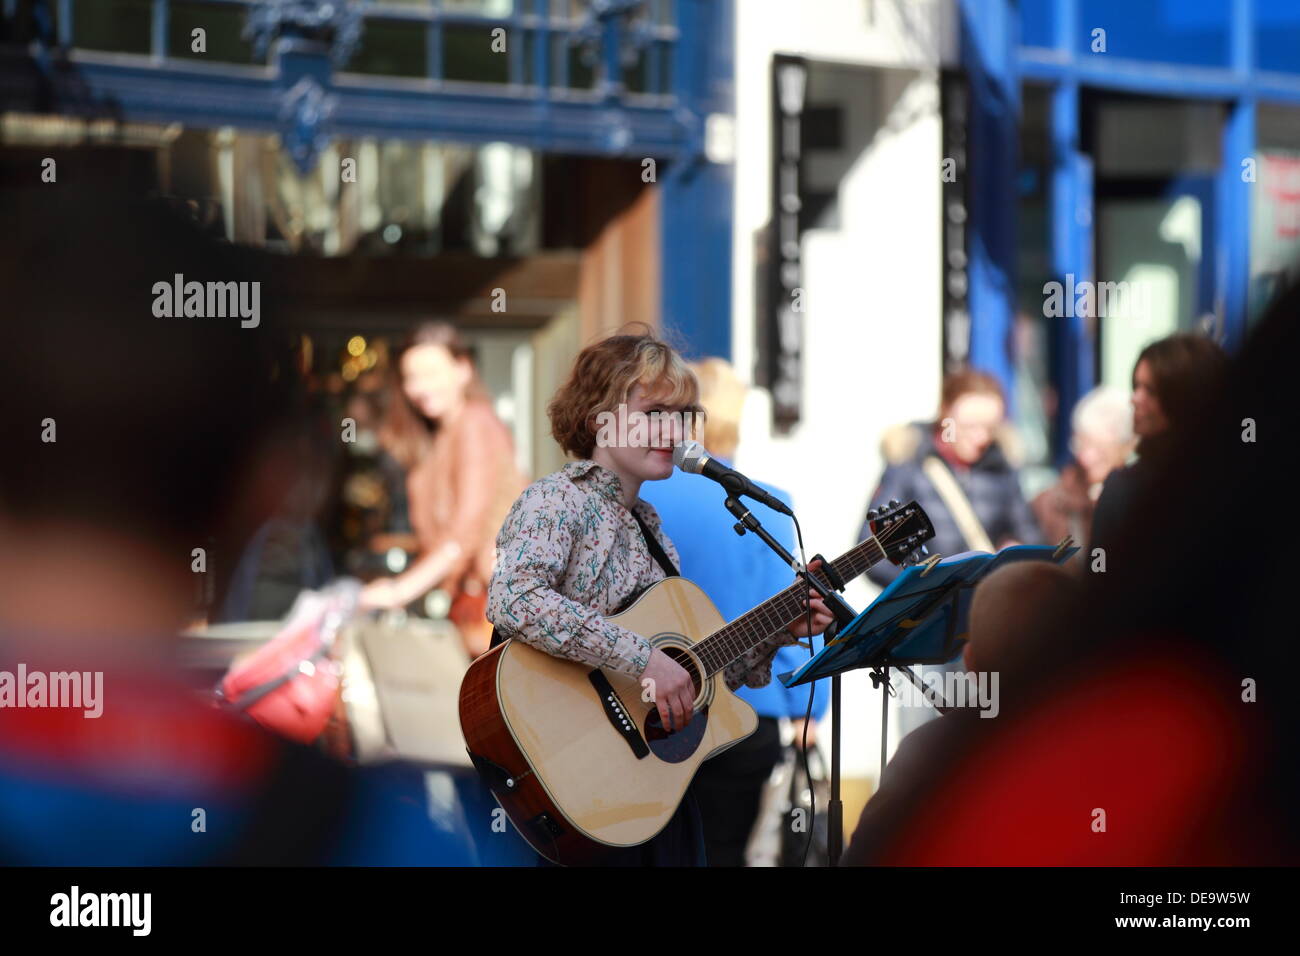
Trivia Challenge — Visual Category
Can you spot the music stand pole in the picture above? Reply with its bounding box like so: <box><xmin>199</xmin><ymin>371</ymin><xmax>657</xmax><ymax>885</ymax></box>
<box><xmin>880</xmin><ymin>666</ymin><xmax>889</xmax><ymax>785</ymax></box>
<box><xmin>829</xmin><ymin>670</ymin><xmax>842</xmax><ymax>866</ymax></box>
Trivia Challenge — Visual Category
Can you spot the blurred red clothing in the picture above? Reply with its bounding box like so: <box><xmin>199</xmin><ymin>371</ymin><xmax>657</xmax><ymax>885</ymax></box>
<box><xmin>854</xmin><ymin>644</ymin><xmax>1279</xmax><ymax>865</ymax></box>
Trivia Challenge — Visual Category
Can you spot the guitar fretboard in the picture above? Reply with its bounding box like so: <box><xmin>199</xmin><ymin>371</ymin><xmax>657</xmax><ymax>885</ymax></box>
<box><xmin>693</xmin><ymin>535</ymin><xmax>886</xmax><ymax>679</ymax></box>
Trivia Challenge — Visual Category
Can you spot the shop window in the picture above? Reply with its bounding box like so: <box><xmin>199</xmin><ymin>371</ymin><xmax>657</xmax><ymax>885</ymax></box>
<box><xmin>1092</xmin><ymin>98</ymin><xmax>1219</xmax><ymax>391</ymax></box>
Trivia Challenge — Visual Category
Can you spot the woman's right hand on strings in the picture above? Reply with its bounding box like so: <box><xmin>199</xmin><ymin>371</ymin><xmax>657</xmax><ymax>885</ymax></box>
<box><xmin>641</xmin><ymin>649</ymin><xmax>696</xmax><ymax>732</ymax></box>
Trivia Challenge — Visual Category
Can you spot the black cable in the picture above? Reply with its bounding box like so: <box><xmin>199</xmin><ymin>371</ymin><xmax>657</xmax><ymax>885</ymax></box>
<box><xmin>791</xmin><ymin>515</ymin><xmax>818</xmax><ymax>868</ymax></box>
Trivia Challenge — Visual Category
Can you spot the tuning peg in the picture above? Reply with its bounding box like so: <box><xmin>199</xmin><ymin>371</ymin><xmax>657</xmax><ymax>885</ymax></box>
<box><xmin>888</xmin><ymin>499</ymin><xmax>900</xmax><ymax>509</ymax></box>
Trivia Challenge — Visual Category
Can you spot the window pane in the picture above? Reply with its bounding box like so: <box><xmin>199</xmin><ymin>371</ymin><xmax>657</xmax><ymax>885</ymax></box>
<box><xmin>624</xmin><ymin>44</ymin><xmax>649</xmax><ymax>94</ymax></box>
<box><xmin>169</xmin><ymin>2</ymin><xmax>256</xmax><ymax>64</ymax></box>
<box><xmin>521</xmin><ymin>28</ymin><xmax>535</xmax><ymax>85</ymax></box>
<box><xmin>5</xmin><ymin>0</ymin><xmax>47</xmax><ymax>45</ymax></box>
<box><xmin>347</xmin><ymin>19</ymin><xmax>428</xmax><ymax>78</ymax></box>
<box><xmin>551</xmin><ymin>0</ymin><xmax>590</xmax><ymax>21</ymax></box>
<box><xmin>1096</xmin><ymin>195</ymin><xmax>1202</xmax><ymax>387</ymax></box>
<box><xmin>552</xmin><ymin>34</ymin><xmax>596</xmax><ymax>90</ymax></box>
<box><xmin>444</xmin><ymin>24</ymin><xmax>510</xmax><ymax>83</ymax></box>
<box><xmin>73</xmin><ymin>0</ymin><xmax>152</xmax><ymax>55</ymax></box>
<box><xmin>1094</xmin><ymin>99</ymin><xmax>1221</xmax><ymax>177</ymax></box>
<box><xmin>623</xmin><ymin>42</ymin><xmax>669</xmax><ymax>95</ymax></box>
<box><xmin>444</xmin><ymin>0</ymin><xmax>515</xmax><ymax>15</ymax></box>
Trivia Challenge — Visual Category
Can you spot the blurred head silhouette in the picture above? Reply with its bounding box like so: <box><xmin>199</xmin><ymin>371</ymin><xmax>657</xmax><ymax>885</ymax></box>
<box><xmin>963</xmin><ymin>561</ymin><xmax>1082</xmax><ymax>673</ymax></box>
<box><xmin>0</xmin><ymin>183</ymin><xmax>298</xmax><ymax>646</ymax></box>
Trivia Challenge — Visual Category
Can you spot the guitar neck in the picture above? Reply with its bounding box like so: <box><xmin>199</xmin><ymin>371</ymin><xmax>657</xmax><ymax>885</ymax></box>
<box><xmin>694</xmin><ymin>535</ymin><xmax>886</xmax><ymax>679</ymax></box>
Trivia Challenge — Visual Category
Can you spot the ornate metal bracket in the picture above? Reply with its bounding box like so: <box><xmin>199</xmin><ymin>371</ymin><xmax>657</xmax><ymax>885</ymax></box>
<box><xmin>569</xmin><ymin>0</ymin><xmax>655</xmax><ymax>71</ymax></box>
<box><xmin>244</xmin><ymin>0</ymin><xmax>369</xmax><ymax>69</ymax></box>
<box><xmin>279</xmin><ymin>75</ymin><xmax>338</xmax><ymax>174</ymax></box>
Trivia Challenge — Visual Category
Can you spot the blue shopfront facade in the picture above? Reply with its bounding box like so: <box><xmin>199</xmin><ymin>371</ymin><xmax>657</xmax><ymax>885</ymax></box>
<box><xmin>961</xmin><ymin>0</ymin><xmax>1300</xmax><ymax>463</ymax></box>
<box><xmin>0</xmin><ymin>0</ymin><xmax>734</xmax><ymax>357</ymax></box>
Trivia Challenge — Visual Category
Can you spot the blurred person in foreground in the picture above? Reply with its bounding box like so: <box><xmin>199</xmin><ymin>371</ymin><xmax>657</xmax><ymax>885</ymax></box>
<box><xmin>0</xmin><ymin>184</ymin><xmax>472</xmax><ymax>865</ymax></box>
<box><xmin>640</xmin><ymin>358</ymin><xmax>830</xmax><ymax>867</ymax></box>
<box><xmin>842</xmin><ymin>561</ymin><xmax>1081</xmax><ymax>865</ymax></box>
<box><xmin>843</xmin><ymin>289</ymin><xmax>1298</xmax><ymax>864</ymax></box>
<box><xmin>1030</xmin><ymin>384</ymin><xmax>1135</xmax><ymax>549</ymax></box>
<box><xmin>361</xmin><ymin>322</ymin><xmax>526</xmax><ymax>658</ymax></box>
<box><xmin>1090</xmin><ymin>332</ymin><xmax>1227</xmax><ymax>554</ymax></box>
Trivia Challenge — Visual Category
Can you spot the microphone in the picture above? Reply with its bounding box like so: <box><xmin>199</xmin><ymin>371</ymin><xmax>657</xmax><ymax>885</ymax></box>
<box><xmin>672</xmin><ymin>441</ymin><xmax>793</xmax><ymax>516</ymax></box>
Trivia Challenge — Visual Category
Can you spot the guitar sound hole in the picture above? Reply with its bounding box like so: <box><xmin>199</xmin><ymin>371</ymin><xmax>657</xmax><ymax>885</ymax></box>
<box><xmin>642</xmin><ymin>647</ymin><xmax>708</xmax><ymax>762</ymax></box>
<box><xmin>643</xmin><ymin>704</ymin><xmax>709</xmax><ymax>762</ymax></box>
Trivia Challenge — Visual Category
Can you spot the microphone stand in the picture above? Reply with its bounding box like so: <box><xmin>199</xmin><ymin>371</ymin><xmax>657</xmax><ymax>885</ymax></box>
<box><xmin>721</xmin><ymin>494</ymin><xmax>858</xmax><ymax>866</ymax></box>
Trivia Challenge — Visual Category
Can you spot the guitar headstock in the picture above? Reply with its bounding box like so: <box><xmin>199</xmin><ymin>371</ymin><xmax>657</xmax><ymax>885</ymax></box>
<box><xmin>865</xmin><ymin>500</ymin><xmax>936</xmax><ymax>566</ymax></box>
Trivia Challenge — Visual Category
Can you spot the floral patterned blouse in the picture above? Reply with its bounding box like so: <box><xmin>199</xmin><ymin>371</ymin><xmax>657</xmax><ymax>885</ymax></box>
<box><xmin>487</xmin><ymin>460</ymin><xmax>800</xmax><ymax>692</ymax></box>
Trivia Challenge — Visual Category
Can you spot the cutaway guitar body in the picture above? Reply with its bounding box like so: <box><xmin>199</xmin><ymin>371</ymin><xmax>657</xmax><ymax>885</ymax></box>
<box><xmin>459</xmin><ymin>577</ymin><xmax>755</xmax><ymax>866</ymax></box>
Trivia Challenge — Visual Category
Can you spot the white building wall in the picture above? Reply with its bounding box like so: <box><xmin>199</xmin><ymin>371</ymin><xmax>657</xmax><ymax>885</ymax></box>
<box><xmin>729</xmin><ymin>0</ymin><xmax>958</xmax><ymax>783</ymax></box>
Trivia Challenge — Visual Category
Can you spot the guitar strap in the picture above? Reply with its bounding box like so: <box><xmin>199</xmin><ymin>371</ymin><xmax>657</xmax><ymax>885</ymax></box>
<box><xmin>630</xmin><ymin>509</ymin><xmax>680</xmax><ymax>578</ymax></box>
<box><xmin>488</xmin><ymin>507</ymin><xmax>678</xmax><ymax>650</ymax></box>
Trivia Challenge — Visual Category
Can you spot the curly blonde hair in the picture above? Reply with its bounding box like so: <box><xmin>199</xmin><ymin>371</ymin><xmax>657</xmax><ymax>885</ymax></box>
<box><xmin>548</xmin><ymin>326</ymin><xmax>701</xmax><ymax>460</ymax></box>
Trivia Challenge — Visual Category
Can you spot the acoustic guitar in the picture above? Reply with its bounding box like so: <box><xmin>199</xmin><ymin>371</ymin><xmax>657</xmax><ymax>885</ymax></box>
<box><xmin>458</xmin><ymin>500</ymin><xmax>934</xmax><ymax>865</ymax></box>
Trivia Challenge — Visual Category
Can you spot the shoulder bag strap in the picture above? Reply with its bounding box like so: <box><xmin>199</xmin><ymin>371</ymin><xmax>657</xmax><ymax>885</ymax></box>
<box><xmin>921</xmin><ymin>456</ymin><xmax>996</xmax><ymax>553</ymax></box>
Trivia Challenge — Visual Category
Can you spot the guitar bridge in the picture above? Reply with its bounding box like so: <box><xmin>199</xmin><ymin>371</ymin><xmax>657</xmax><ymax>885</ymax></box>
<box><xmin>587</xmin><ymin>669</ymin><xmax>649</xmax><ymax>759</ymax></box>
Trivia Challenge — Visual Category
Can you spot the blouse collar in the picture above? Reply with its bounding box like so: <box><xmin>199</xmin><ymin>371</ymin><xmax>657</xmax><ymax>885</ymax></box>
<box><xmin>565</xmin><ymin>459</ymin><xmax>650</xmax><ymax>515</ymax></box>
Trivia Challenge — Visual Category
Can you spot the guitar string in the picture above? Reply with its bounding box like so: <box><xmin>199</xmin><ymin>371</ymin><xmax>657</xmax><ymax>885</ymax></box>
<box><xmin>694</xmin><ymin>531</ymin><xmax>899</xmax><ymax>675</ymax></box>
<box><xmin>691</xmin><ymin>518</ymin><xmax>923</xmax><ymax>680</ymax></box>
<box><xmin>694</xmin><ymin>547</ymin><xmax>872</xmax><ymax>675</ymax></box>
<box><xmin>697</xmin><ymin>519</ymin><xmax>915</xmax><ymax>668</ymax></box>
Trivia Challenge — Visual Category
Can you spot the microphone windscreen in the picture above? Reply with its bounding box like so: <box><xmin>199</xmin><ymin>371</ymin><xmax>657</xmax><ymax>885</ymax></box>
<box><xmin>673</xmin><ymin>440</ymin><xmax>704</xmax><ymax>472</ymax></box>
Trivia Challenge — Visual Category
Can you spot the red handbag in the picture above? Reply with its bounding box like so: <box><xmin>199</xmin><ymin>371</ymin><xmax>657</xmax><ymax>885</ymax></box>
<box><xmin>216</xmin><ymin>581</ymin><xmax>360</xmax><ymax>745</ymax></box>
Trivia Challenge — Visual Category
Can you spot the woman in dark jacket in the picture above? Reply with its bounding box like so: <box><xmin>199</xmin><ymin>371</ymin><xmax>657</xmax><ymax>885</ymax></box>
<box><xmin>860</xmin><ymin>370</ymin><xmax>1041</xmax><ymax>590</ymax></box>
<box><xmin>1090</xmin><ymin>333</ymin><xmax>1228</xmax><ymax>556</ymax></box>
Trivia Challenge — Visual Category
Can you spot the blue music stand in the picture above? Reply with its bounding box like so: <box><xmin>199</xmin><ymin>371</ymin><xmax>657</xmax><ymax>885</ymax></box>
<box><xmin>778</xmin><ymin>540</ymin><xmax>1079</xmax><ymax>863</ymax></box>
<box><xmin>782</xmin><ymin>543</ymin><xmax>1079</xmax><ymax>688</ymax></box>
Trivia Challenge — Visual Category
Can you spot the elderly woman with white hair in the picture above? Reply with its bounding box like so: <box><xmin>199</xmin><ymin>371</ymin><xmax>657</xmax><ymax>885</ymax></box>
<box><xmin>1031</xmin><ymin>385</ymin><xmax>1135</xmax><ymax>548</ymax></box>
